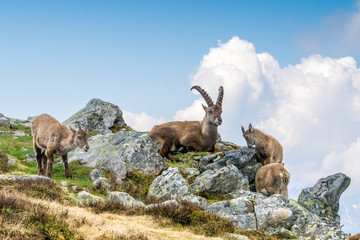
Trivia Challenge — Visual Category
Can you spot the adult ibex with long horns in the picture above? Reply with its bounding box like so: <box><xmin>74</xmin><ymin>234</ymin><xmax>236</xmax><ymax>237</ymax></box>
<box><xmin>149</xmin><ymin>85</ymin><xmax>224</xmax><ymax>161</ymax></box>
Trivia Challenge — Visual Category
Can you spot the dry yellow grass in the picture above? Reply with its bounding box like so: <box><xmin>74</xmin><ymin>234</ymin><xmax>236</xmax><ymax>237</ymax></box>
<box><xmin>0</xmin><ymin>189</ymin><xmax>224</xmax><ymax>240</ymax></box>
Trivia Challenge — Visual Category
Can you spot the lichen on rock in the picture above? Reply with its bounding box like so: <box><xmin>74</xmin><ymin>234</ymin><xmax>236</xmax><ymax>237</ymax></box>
<box><xmin>63</xmin><ymin>98</ymin><xmax>125</xmax><ymax>134</ymax></box>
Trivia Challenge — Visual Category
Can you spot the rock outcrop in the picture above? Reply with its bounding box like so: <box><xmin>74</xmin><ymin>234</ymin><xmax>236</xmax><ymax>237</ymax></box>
<box><xmin>190</xmin><ymin>164</ymin><xmax>249</xmax><ymax>194</ymax></box>
<box><xmin>108</xmin><ymin>192</ymin><xmax>145</xmax><ymax>208</ymax></box>
<box><xmin>208</xmin><ymin>190</ymin><xmax>349</xmax><ymax>239</ymax></box>
<box><xmin>63</xmin><ymin>98</ymin><xmax>125</xmax><ymax>134</ymax></box>
<box><xmin>147</xmin><ymin>167</ymin><xmax>189</xmax><ymax>200</ymax></box>
<box><xmin>0</xmin><ymin>113</ymin><xmax>31</xmax><ymax>128</ymax></box>
<box><xmin>298</xmin><ymin>173</ymin><xmax>351</xmax><ymax>226</ymax></box>
<box><xmin>68</xmin><ymin>131</ymin><xmax>166</xmax><ymax>183</ymax></box>
<box><xmin>196</xmin><ymin>148</ymin><xmax>260</xmax><ymax>192</ymax></box>
<box><xmin>77</xmin><ymin>191</ymin><xmax>104</xmax><ymax>205</ymax></box>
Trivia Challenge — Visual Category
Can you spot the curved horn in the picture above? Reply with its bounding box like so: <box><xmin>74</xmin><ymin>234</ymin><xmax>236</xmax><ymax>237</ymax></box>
<box><xmin>191</xmin><ymin>85</ymin><xmax>214</xmax><ymax>107</ymax></box>
<box><xmin>216</xmin><ymin>86</ymin><xmax>224</xmax><ymax>107</ymax></box>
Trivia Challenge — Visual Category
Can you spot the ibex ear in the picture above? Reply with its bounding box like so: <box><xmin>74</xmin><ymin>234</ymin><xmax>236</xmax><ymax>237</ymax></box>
<box><xmin>202</xmin><ymin>104</ymin><xmax>207</xmax><ymax>111</ymax></box>
<box><xmin>69</xmin><ymin>126</ymin><xmax>76</xmax><ymax>134</ymax></box>
<box><xmin>249</xmin><ymin>123</ymin><xmax>253</xmax><ymax>132</ymax></box>
<box><xmin>241</xmin><ymin>126</ymin><xmax>245</xmax><ymax>134</ymax></box>
<box><xmin>76</xmin><ymin>122</ymin><xmax>82</xmax><ymax>131</ymax></box>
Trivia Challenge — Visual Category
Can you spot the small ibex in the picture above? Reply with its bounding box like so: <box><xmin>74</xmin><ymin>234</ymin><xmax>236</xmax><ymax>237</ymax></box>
<box><xmin>255</xmin><ymin>163</ymin><xmax>290</xmax><ymax>198</ymax></box>
<box><xmin>241</xmin><ymin>123</ymin><xmax>283</xmax><ymax>165</ymax></box>
<box><xmin>31</xmin><ymin>114</ymin><xmax>89</xmax><ymax>178</ymax></box>
<box><xmin>149</xmin><ymin>85</ymin><xmax>224</xmax><ymax>161</ymax></box>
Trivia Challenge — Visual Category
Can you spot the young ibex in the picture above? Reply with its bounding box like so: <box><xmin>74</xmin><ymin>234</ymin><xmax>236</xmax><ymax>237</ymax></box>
<box><xmin>31</xmin><ymin>114</ymin><xmax>89</xmax><ymax>178</ymax></box>
<box><xmin>255</xmin><ymin>163</ymin><xmax>290</xmax><ymax>198</ymax></box>
<box><xmin>149</xmin><ymin>85</ymin><xmax>224</xmax><ymax>161</ymax></box>
<box><xmin>241</xmin><ymin>124</ymin><xmax>283</xmax><ymax>165</ymax></box>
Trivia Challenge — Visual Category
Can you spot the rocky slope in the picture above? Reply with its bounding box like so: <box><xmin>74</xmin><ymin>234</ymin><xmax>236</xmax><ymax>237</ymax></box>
<box><xmin>0</xmin><ymin>99</ymin><xmax>354</xmax><ymax>239</ymax></box>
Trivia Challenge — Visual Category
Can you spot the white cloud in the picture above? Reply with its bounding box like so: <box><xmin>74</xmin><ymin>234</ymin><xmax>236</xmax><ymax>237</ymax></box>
<box><xmin>175</xmin><ymin>36</ymin><xmax>360</xmax><ymax>194</ymax></box>
<box><xmin>122</xmin><ymin>111</ymin><xmax>166</xmax><ymax>132</ymax></box>
<box><xmin>174</xmin><ymin>99</ymin><xmax>206</xmax><ymax>121</ymax></box>
<box><xmin>321</xmin><ymin>138</ymin><xmax>360</xmax><ymax>189</ymax></box>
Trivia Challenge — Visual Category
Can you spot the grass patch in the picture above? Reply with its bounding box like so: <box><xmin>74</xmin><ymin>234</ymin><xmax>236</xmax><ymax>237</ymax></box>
<box><xmin>89</xmin><ymin>199</ymin><xmax>235</xmax><ymax>237</ymax></box>
<box><xmin>165</xmin><ymin>151</ymin><xmax>209</xmax><ymax>170</ymax></box>
<box><xmin>88</xmin><ymin>200</ymin><xmax>139</xmax><ymax>216</ymax></box>
<box><xmin>0</xmin><ymin>177</ymin><xmax>64</xmax><ymax>202</ymax></box>
<box><xmin>110</xmin><ymin>123</ymin><xmax>134</xmax><ymax>133</ymax></box>
<box><xmin>198</xmin><ymin>192</ymin><xmax>232</xmax><ymax>204</ymax></box>
<box><xmin>0</xmin><ymin>134</ymin><xmax>34</xmax><ymax>161</ymax></box>
<box><xmin>54</xmin><ymin>160</ymin><xmax>94</xmax><ymax>189</ymax></box>
<box><xmin>0</xmin><ymin>192</ymin><xmax>77</xmax><ymax>239</ymax></box>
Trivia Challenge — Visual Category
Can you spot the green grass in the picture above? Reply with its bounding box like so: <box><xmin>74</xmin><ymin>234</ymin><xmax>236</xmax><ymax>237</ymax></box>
<box><xmin>0</xmin><ymin>134</ymin><xmax>34</xmax><ymax>161</ymax></box>
<box><xmin>166</xmin><ymin>151</ymin><xmax>209</xmax><ymax>170</ymax></box>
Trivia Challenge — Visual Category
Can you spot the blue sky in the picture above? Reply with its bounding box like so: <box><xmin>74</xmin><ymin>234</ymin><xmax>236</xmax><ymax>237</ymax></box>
<box><xmin>1</xmin><ymin>0</ymin><xmax>358</xmax><ymax>120</ymax></box>
<box><xmin>1</xmin><ymin>0</ymin><xmax>360</xmax><ymax>234</ymax></box>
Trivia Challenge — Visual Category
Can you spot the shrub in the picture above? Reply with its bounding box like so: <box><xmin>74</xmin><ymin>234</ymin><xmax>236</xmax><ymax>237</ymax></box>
<box><xmin>0</xmin><ymin>177</ymin><xmax>64</xmax><ymax>202</ymax></box>
<box><xmin>145</xmin><ymin>200</ymin><xmax>235</xmax><ymax>236</ymax></box>
<box><xmin>0</xmin><ymin>150</ymin><xmax>11</xmax><ymax>173</ymax></box>
<box><xmin>0</xmin><ymin>192</ymin><xmax>76</xmax><ymax>239</ymax></box>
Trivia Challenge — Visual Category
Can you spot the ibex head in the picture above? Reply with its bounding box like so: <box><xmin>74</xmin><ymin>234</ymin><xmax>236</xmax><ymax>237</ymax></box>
<box><xmin>70</xmin><ymin>124</ymin><xmax>90</xmax><ymax>152</ymax></box>
<box><xmin>191</xmin><ymin>85</ymin><xmax>224</xmax><ymax>126</ymax></box>
<box><xmin>242</xmin><ymin>123</ymin><xmax>255</xmax><ymax>148</ymax></box>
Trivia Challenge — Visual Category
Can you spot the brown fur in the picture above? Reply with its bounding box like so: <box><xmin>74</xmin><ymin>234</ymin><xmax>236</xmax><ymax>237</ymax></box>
<box><xmin>255</xmin><ymin>163</ymin><xmax>290</xmax><ymax>198</ymax></box>
<box><xmin>349</xmin><ymin>233</ymin><xmax>360</xmax><ymax>240</ymax></box>
<box><xmin>242</xmin><ymin>124</ymin><xmax>283</xmax><ymax>165</ymax></box>
<box><xmin>149</xmin><ymin>86</ymin><xmax>223</xmax><ymax>161</ymax></box>
<box><xmin>31</xmin><ymin>113</ymin><xmax>89</xmax><ymax>178</ymax></box>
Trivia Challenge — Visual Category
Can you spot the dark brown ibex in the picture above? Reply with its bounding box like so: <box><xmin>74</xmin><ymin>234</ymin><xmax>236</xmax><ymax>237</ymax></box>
<box><xmin>31</xmin><ymin>114</ymin><xmax>89</xmax><ymax>178</ymax></box>
<box><xmin>255</xmin><ymin>163</ymin><xmax>290</xmax><ymax>198</ymax></box>
<box><xmin>149</xmin><ymin>85</ymin><xmax>224</xmax><ymax>161</ymax></box>
<box><xmin>242</xmin><ymin>123</ymin><xmax>283</xmax><ymax>165</ymax></box>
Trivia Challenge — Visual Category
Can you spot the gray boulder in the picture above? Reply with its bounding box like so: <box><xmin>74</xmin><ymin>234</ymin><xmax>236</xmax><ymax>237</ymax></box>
<box><xmin>0</xmin><ymin>117</ymin><xmax>10</xmax><ymax>128</ymax></box>
<box><xmin>63</xmin><ymin>98</ymin><xmax>125</xmax><ymax>134</ymax></box>
<box><xmin>207</xmin><ymin>196</ymin><xmax>257</xmax><ymax>230</ymax></box>
<box><xmin>92</xmin><ymin>177</ymin><xmax>111</xmax><ymax>193</ymax></box>
<box><xmin>145</xmin><ymin>200</ymin><xmax>179</xmax><ymax>211</ymax></box>
<box><xmin>183</xmin><ymin>168</ymin><xmax>200</xmax><ymax>179</ymax></box>
<box><xmin>0</xmin><ymin>175</ymin><xmax>51</xmax><ymax>182</ymax></box>
<box><xmin>203</xmin><ymin>148</ymin><xmax>258</xmax><ymax>172</ymax></box>
<box><xmin>298</xmin><ymin>173</ymin><xmax>351</xmax><ymax>226</ymax></box>
<box><xmin>108</xmin><ymin>192</ymin><xmax>145</xmax><ymax>208</ymax></box>
<box><xmin>89</xmin><ymin>169</ymin><xmax>105</xmax><ymax>181</ymax></box>
<box><xmin>147</xmin><ymin>167</ymin><xmax>189</xmax><ymax>200</ymax></box>
<box><xmin>287</xmin><ymin>198</ymin><xmax>349</xmax><ymax>240</ymax></box>
<box><xmin>77</xmin><ymin>191</ymin><xmax>103</xmax><ymax>205</ymax></box>
<box><xmin>60</xmin><ymin>181</ymin><xmax>68</xmax><ymax>186</ymax></box>
<box><xmin>9</xmin><ymin>118</ymin><xmax>31</xmax><ymax>128</ymax></box>
<box><xmin>25</xmin><ymin>154</ymin><xmax>36</xmax><ymax>162</ymax></box>
<box><xmin>206</xmin><ymin>189</ymin><xmax>348</xmax><ymax>239</ymax></box>
<box><xmin>190</xmin><ymin>164</ymin><xmax>249</xmax><ymax>195</ymax></box>
<box><xmin>68</xmin><ymin>131</ymin><xmax>165</xmax><ymax>183</ymax></box>
<box><xmin>7</xmin><ymin>158</ymin><xmax>16</xmax><ymax>166</ymax></box>
<box><xmin>180</xmin><ymin>194</ymin><xmax>210</xmax><ymax>210</ymax></box>
<box><xmin>198</xmin><ymin>152</ymin><xmax>224</xmax><ymax>170</ymax></box>
<box><xmin>254</xmin><ymin>194</ymin><xmax>296</xmax><ymax>231</ymax></box>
